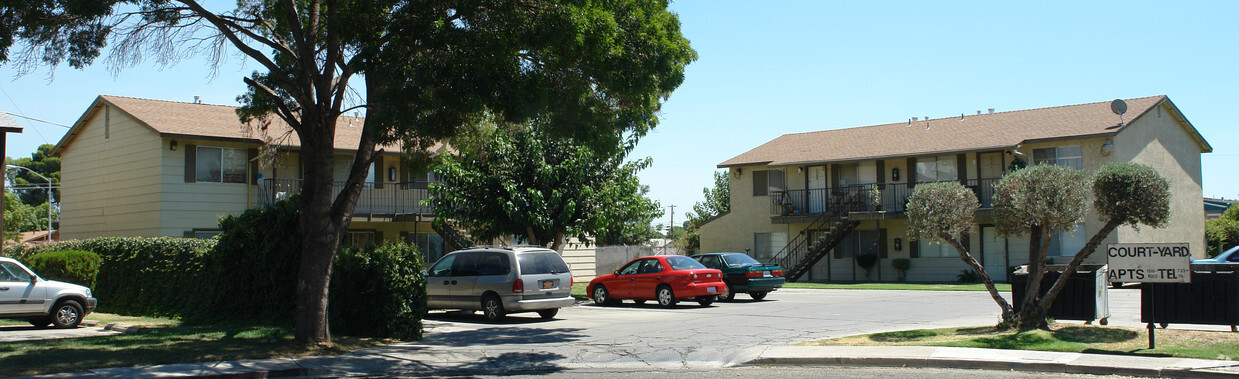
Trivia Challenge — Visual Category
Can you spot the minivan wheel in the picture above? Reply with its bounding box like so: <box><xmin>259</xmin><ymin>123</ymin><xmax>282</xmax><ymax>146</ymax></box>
<box><xmin>656</xmin><ymin>286</ymin><xmax>677</xmax><ymax>307</ymax></box>
<box><xmin>51</xmin><ymin>300</ymin><xmax>83</xmax><ymax>329</ymax></box>
<box><xmin>482</xmin><ymin>295</ymin><xmax>506</xmax><ymax>322</ymax></box>
<box><xmin>537</xmin><ymin>309</ymin><xmax>558</xmax><ymax>319</ymax></box>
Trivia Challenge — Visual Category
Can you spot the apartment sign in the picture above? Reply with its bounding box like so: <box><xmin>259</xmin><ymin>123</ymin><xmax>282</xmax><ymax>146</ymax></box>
<box><xmin>1105</xmin><ymin>243</ymin><xmax>1191</xmax><ymax>283</ymax></box>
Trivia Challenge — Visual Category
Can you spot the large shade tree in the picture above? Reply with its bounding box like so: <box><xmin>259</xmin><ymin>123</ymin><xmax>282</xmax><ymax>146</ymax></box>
<box><xmin>994</xmin><ymin>162</ymin><xmax>1169</xmax><ymax>329</ymax></box>
<box><xmin>2</xmin><ymin>0</ymin><xmax>695</xmax><ymax>343</ymax></box>
<box><xmin>430</xmin><ymin>123</ymin><xmax>662</xmax><ymax>250</ymax></box>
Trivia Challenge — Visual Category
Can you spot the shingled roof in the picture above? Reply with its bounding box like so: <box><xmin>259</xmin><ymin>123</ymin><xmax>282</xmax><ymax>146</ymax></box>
<box><xmin>719</xmin><ymin>95</ymin><xmax>1210</xmax><ymax>168</ymax></box>
<box><xmin>53</xmin><ymin>95</ymin><xmax>440</xmax><ymax>155</ymax></box>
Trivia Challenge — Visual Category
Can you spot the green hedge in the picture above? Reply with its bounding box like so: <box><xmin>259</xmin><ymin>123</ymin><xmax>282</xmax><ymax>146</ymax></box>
<box><xmin>331</xmin><ymin>242</ymin><xmax>427</xmax><ymax>340</ymax></box>
<box><xmin>2</xmin><ymin>237</ymin><xmax>217</xmax><ymax>317</ymax></box>
<box><xmin>2</xmin><ymin>197</ymin><xmax>429</xmax><ymax>340</ymax></box>
<box><xmin>24</xmin><ymin>250</ymin><xmax>101</xmax><ymax>289</ymax></box>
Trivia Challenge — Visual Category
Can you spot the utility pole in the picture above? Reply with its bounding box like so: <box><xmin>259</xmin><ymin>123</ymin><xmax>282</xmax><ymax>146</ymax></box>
<box><xmin>0</xmin><ymin>110</ymin><xmax>23</xmax><ymax>244</ymax></box>
<box><xmin>667</xmin><ymin>204</ymin><xmax>676</xmax><ymax>238</ymax></box>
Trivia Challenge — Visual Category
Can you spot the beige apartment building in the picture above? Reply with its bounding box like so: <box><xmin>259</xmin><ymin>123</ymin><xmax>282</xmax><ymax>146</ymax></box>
<box><xmin>52</xmin><ymin>95</ymin><xmax>454</xmax><ymax>261</ymax></box>
<box><xmin>700</xmin><ymin>96</ymin><xmax>1210</xmax><ymax>282</ymax></box>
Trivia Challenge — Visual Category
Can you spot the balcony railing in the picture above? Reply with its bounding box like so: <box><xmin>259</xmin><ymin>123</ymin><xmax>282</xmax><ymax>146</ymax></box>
<box><xmin>771</xmin><ymin>178</ymin><xmax>1001</xmax><ymax>216</ymax></box>
<box><xmin>255</xmin><ymin>178</ymin><xmax>436</xmax><ymax>215</ymax></box>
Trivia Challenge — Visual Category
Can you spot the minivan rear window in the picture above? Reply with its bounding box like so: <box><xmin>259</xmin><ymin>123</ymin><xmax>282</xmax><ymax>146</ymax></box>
<box><xmin>518</xmin><ymin>252</ymin><xmax>570</xmax><ymax>275</ymax></box>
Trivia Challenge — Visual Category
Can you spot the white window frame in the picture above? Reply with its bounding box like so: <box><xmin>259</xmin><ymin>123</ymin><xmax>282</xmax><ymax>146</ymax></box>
<box><xmin>1032</xmin><ymin>146</ymin><xmax>1083</xmax><ymax>169</ymax></box>
<box><xmin>195</xmin><ymin>146</ymin><xmax>248</xmax><ymax>184</ymax></box>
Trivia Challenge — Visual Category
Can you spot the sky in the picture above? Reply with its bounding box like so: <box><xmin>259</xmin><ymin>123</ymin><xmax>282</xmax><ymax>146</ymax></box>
<box><xmin>1</xmin><ymin>1</ymin><xmax>1237</xmax><ymax>228</ymax></box>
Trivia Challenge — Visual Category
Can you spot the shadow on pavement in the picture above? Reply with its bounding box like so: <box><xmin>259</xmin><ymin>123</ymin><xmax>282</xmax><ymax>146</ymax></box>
<box><xmin>420</xmin><ymin>326</ymin><xmax>586</xmax><ymax>347</ymax></box>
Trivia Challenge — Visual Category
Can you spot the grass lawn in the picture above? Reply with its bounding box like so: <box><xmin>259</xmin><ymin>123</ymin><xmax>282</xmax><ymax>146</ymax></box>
<box><xmin>799</xmin><ymin>323</ymin><xmax>1239</xmax><ymax>361</ymax></box>
<box><xmin>0</xmin><ymin>313</ymin><xmax>389</xmax><ymax>377</ymax></box>
<box><xmin>784</xmin><ymin>282</ymin><xmax>1012</xmax><ymax>292</ymax></box>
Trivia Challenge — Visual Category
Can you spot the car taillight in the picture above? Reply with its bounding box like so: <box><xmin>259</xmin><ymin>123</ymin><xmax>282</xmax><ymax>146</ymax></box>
<box><xmin>512</xmin><ymin>279</ymin><xmax>524</xmax><ymax>294</ymax></box>
<box><xmin>746</xmin><ymin>271</ymin><xmax>762</xmax><ymax>278</ymax></box>
<box><xmin>772</xmin><ymin>269</ymin><xmax>783</xmax><ymax>277</ymax></box>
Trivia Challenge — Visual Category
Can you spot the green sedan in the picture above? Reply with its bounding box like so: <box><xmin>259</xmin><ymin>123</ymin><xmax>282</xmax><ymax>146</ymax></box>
<box><xmin>691</xmin><ymin>252</ymin><xmax>785</xmax><ymax>301</ymax></box>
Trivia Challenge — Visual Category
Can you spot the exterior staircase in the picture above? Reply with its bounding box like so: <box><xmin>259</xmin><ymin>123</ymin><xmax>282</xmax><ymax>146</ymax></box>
<box><xmin>432</xmin><ymin>219</ymin><xmax>474</xmax><ymax>252</ymax></box>
<box><xmin>771</xmin><ymin>193</ymin><xmax>864</xmax><ymax>282</ymax></box>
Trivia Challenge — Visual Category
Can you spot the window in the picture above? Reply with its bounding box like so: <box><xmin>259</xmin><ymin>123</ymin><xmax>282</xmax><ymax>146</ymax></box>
<box><xmin>915</xmin><ymin>155</ymin><xmax>957</xmax><ymax>183</ymax></box>
<box><xmin>190</xmin><ymin>229</ymin><xmax>221</xmax><ymax>239</ymax></box>
<box><xmin>917</xmin><ymin>240</ymin><xmax>957</xmax><ymax>258</ymax></box>
<box><xmin>475</xmin><ymin>253</ymin><xmax>511</xmax><ymax>276</ymax></box>
<box><xmin>428</xmin><ymin>254</ymin><xmax>457</xmax><ymax>277</ymax></box>
<box><xmin>1033</xmin><ymin>146</ymin><xmax>1083</xmax><ymax>169</ymax></box>
<box><xmin>195</xmin><ymin>146</ymin><xmax>248</xmax><ymax>183</ymax></box>
<box><xmin>722</xmin><ymin>254</ymin><xmax>760</xmax><ymax>267</ymax></box>
<box><xmin>753</xmin><ymin>232</ymin><xmax>787</xmax><ymax>261</ymax></box>
<box><xmin>752</xmin><ymin>170</ymin><xmax>785</xmax><ymax>196</ymax></box>
<box><xmin>836</xmin><ymin>229</ymin><xmax>880</xmax><ymax>258</ymax></box>
<box><xmin>518</xmin><ymin>253</ymin><xmax>570</xmax><ymax>275</ymax></box>
<box><xmin>667</xmin><ymin>256</ymin><xmax>706</xmax><ymax>270</ymax></box>
<box><xmin>1048</xmin><ymin>225</ymin><xmax>1086</xmax><ymax>257</ymax></box>
<box><xmin>1</xmin><ymin>262</ymin><xmax>32</xmax><ymax>282</ymax></box>
<box><xmin>408</xmin><ymin>233</ymin><xmax>445</xmax><ymax>262</ymax></box>
<box><xmin>347</xmin><ymin>230</ymin><xmax>376</xmax><ymax>248</ymax></box>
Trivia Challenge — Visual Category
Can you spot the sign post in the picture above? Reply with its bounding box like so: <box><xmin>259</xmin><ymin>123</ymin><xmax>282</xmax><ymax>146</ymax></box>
<box><xmin>1106</xmin><ymin>243</ymin><xmax>1192</xmax><ymax>350</ymax></box>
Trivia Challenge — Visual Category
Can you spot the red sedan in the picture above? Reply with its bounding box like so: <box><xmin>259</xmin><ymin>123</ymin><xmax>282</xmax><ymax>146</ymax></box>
<box><xmin>587</xmin><ymin>255</ymin><xmax>724</xmax><ymax>307</ymax></box>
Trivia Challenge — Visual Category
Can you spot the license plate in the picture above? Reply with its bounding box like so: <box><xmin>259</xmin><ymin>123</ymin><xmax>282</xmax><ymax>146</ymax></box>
<box><xmin>707</xmin><ymin>286</ymin><xmax>717</xmax><ymax>294</ymax></box>
<box><xmin>541</xmin><ymin>280</ymin><xmax>556</xmax><ymax>289</ymax></box>
<box><xmin>763</xmin><ymin>270</ymin><xmax>772</xmax><ymax>277</ymax></box>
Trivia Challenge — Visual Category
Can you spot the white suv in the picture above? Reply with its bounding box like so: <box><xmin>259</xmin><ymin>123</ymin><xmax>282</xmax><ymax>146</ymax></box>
<box><xmin>426</xmin><ymin>246</ymin><xmax>574</xmax><ymax>322</ymax></box>
<box><xmin>0</xmin><ymin>257</ymin><xmax>97</xmax><ymax>328</ymax></box>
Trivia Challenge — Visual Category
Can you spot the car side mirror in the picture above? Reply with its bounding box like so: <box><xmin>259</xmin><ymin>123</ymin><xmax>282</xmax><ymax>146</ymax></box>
<box><xmin>614</xmin><ymin>270</ymin><xmax>621</xmax><ymax>276</ymax></box>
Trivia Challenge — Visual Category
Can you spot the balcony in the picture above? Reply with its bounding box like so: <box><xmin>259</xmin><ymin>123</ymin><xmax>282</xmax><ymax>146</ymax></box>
<box><xmin>255</xmin><ymin>178</ymin><xmax>436</xmax><ymax>216</ymax></box>
<box><xmin>771</xmin><ymin>178</ymin><xmax>1000</xmax><ymax>217</ymax></box>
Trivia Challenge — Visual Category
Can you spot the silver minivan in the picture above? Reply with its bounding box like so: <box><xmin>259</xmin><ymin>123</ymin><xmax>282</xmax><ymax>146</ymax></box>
<box><xmin>426</xmin><ymin>246</ymin><xmax>574</xmax><ymax>321</ymax></box>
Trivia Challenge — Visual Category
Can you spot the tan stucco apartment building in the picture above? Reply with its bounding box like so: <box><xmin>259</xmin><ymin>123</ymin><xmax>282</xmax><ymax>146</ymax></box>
<box><xmin>700</xmin><ymin>96</ymin><xmax>1210</xmax><ymax>283</ymax></box>
<box><xmin>52</xmin><ymin>95</ymin><xmax>452</xmax><ymax>260</ymax></box>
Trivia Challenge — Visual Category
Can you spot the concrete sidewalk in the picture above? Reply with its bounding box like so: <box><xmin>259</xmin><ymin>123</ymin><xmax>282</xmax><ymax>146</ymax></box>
<box><xmin>751</xmin><ymin>346</ymin><xmax>1239</xmax><ymax>379</ymax></box>
<box><xmin>22</xmin><ymin>345</ymin><xmax>1239</xmax><ymax>378</ymax></box>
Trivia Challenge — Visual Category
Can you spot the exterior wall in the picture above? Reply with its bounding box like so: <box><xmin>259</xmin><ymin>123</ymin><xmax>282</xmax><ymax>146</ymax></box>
<box><xmin>700</xmin><ymin>165</ymin><xmax>791</xmax><ymax>254</ymax></box>
<box><xmin>59</xmin><ymin>106</ymin><xmax>166</xmax><ymax>239</ymax></box>
<box><xmin>1113</xmin><ymin>102</ymin><xmax>1206</xmax><ymax>257</ymax></box>
<box><xmin>1016</xmin><ymin>137</ymin><xmax>1117</xmax><ymax>265</ymax></box>
<box><xmin>158</xmin><ymin>138</ymin><xmax>256</xmax><ymax>236</ymax></box>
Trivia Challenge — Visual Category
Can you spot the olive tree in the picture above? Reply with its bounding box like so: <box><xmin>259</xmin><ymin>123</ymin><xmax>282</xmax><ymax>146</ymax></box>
<box><xmin>994</xmin><ymin>162</ymin><xmax>1169</xmax><ymax>329</ymax></box>
<box><xmin>906</xmin><ymin>181</ymin><xmax>1014</xmax><ymax>324</ymax></box>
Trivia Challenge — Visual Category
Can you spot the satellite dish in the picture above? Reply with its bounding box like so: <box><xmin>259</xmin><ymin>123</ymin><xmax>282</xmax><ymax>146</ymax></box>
<box><xmin>1110</xmin><ymin>99</ymin><xmax>1128</xmax><ymax>115</ymax></box>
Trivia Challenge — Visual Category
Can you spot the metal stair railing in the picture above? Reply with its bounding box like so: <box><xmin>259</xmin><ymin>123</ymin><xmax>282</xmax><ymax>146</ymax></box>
<box><xmin>771</xmin><ymin>191</ymin><xmax>865</xmax><ymax>282</ymax></box>
<box><xmin>432</xmin><ymin>219</ymin><xmax>474</xmax><ymax>252</ymax></box>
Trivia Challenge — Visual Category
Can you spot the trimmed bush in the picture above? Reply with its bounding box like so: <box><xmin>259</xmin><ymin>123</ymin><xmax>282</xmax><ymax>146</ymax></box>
<box><xmin>193</xmin><ymin>196</ymin><xmax>303</xmax><ymax>324</ymax></box>
<box><xmin>24</xmin><ymin>250</ymin><xmax>101</xmax><ymax>288</ymax></box>
<box><xmin>331</xmin><ymin>241</ymin><xmax>427</xmax><ymax>340</ymax></box>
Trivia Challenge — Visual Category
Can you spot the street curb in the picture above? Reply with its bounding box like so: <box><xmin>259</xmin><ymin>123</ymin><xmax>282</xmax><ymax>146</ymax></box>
<box><xmin>102</xmin><ymin>323</ymin><xmax>141</xmax><ymax>334</ymax></box>
<box><xmin>744</xmin><ymin>355</ymin><xmax>1239</xmax><ymax>378</ymax></box>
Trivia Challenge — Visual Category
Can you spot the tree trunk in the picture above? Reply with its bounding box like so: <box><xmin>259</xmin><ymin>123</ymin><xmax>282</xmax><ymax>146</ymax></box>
<box><xmin>1018</xmin><ymin>224</ymin><xmax>1053</xmax><ymax>330</ymax></box>
<box><xmin>293</xmin><ymin>117</ymin><xmax>342</xmax><ymax>344</ymax></box>
<box><xmin>944</xmin><ymin>235</ymin><xmax>1015</xmax><ymax>325</ymax></box>
<box><xmin>1036</xmin><ymin>220</ymin><xmax>1122</xmax><ymax>313</ymax></box>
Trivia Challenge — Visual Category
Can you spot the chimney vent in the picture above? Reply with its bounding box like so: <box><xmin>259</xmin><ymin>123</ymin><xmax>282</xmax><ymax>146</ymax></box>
<box><xmin>911</xmin><ymin>117</ymin><xmax>918</xmax><ymax>121</ymax></box>
<box><xmin>987</xmin><ymin>108</ymin><xmax>995</xmax><ymax>114</ymax></box>
<box><xmin>976</xmin><ymin>110</ymin><xmax>982</xmax><ymax>115</ymax></box>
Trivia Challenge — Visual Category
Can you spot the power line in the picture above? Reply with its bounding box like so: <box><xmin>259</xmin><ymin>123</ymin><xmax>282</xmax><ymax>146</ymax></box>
<box><xmin>6</xmin><ymin>113</ymin><xmax>71</xmax><ymax>128</ymax></box>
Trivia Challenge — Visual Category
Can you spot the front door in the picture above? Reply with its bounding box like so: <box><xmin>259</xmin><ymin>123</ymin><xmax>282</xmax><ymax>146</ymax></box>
<box><xmin>609</xmin><ymin>259</ymin><xmax>644</xmax><ymax>298</ymax></box>
<box><xmin>631</xmin><ymin>258</ymin><xmax>666</xmax><ymax>299</ymax></box>
<box><xmin>981</xmin><ymin>226</ymin><xmax>1007</xmax><ymax>282</ymax></box>
<box><xmin>808</xmin><ymin>166</ymin><xmax>827</xmax><ymax>213</ymax></box>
